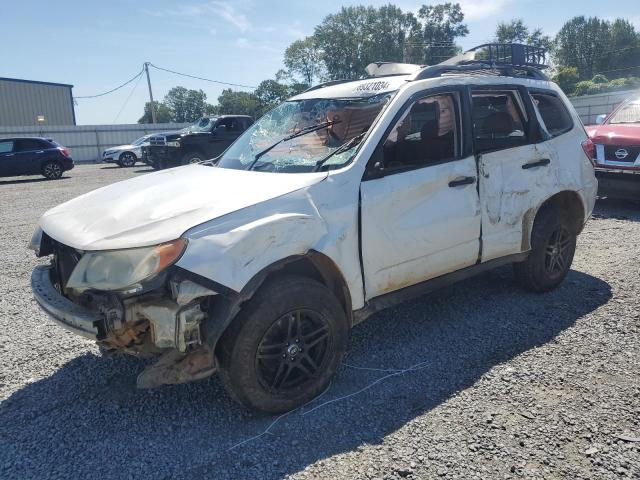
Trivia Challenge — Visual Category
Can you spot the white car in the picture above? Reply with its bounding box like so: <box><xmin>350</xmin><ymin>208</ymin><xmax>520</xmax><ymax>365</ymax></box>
<box><xmin>30</xmin><ymin>44</ymin><xmax>597</xmax><ymax>413</ymax></box>
<box><xmin>102</xmin><ymin>134</ymin><xmax>153</xmax><ymax>168</ymax></box>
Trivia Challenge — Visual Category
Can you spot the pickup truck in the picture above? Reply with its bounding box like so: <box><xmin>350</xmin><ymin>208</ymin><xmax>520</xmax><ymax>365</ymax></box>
<box><xmin>142</xmin><ymin>115</ymin><xmax>254</xmax><ymax>169</ymax></box>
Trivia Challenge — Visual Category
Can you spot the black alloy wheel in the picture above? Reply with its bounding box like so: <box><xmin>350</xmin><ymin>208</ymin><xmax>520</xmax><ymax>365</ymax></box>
<box><xmin>255</xmin><ymin>309</ymin><xmax>332</xmax><ymax>393</ymax></box>
<box><xmin>42</xmin><ymin>161</ymin><xmax>63</xmax><ymax>180</ymax></box>
<box><xmin>119</xmin><ymin>152</ymin><xmax>136</xmax><ymax>167</ymax></box>
<box><xmin>544</xmin><ymin>227</ymin><xmax>572</xmax><ymax>279</ymax></box>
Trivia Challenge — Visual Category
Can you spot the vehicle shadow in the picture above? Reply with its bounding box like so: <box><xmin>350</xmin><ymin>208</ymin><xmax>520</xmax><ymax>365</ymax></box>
<box><xmin>133</xmin><ymin>167</ymin><xmax>155</xmax><ymax>173</ymax></box>
<box><xmin>0</xmin><ymin>176</ymin><xmax>71</xmax><ymax>186</ymax></box>
<box><xmin>0</xmin><ymin>268</ymin><xmax>611</xmax><ymax>480</ymax></box>
<box><xmin>594</xmin><ymin>196</ymin><xmax>640</xmax><ymax>222</ymax></box>
<box><xmin>99</xmin><ymin>165</ymin><xmax>121</xmax><ymax>170</ymax></box>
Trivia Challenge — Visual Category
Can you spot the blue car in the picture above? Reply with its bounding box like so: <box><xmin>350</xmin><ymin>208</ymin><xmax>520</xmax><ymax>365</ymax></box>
<box><xmin>0</xmin><ymin>137</ymin><xmax>74</xmax><ymax>180</ymax></box>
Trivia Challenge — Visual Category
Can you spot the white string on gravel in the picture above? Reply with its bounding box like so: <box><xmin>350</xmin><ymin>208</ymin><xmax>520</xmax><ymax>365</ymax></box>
<box><xmin>227</xmin><ymin>360</ymin><xmax>430</xmax><ymax>451</ymax></box>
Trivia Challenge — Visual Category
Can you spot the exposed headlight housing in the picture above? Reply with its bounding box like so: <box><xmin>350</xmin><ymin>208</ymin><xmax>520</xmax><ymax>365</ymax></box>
<box><xmin>66</xmin><ymin>239</ymin><xmax>187</xmax><ymax>292</ymax></box>
<box><xmin>28</xmin><ymin>226</ymin><xmax>44</xmax><ymax>256</ymax></box>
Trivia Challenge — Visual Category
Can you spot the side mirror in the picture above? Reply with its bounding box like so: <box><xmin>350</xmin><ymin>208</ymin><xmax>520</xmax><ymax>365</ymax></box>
<box><xmin>364</xmin><ymin>146</ymin><xmax>385</xmax><ymax>180</ymax></box>
<box><xmin>596</xmin><ymin>114</ymin><xmax>607</xmax><ymax>125</ymax></box>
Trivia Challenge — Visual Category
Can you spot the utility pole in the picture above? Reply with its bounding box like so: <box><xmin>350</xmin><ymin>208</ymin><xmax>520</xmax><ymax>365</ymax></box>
<box><xmin>144</xmin><ymin>62</ymin><xmax>157</xmax><ymax>124</ymax></box>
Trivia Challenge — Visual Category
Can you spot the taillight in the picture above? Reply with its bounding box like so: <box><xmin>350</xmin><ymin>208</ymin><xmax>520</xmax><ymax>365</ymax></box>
<box><xmin>581</xmin><ymin>139</ymin><xmax>596</xmax><ymax>166</ymax></box>
<box><xmin>58</xmin><ymin>147</ymin><xmax>70</xmax><ymax>157</ymax></box>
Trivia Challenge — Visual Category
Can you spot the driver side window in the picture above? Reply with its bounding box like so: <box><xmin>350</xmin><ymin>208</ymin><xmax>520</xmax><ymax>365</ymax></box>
<box><xmin>382</xmin><ymin>93</ymin><xmax>459</xmax><ymax>172</ymax></box>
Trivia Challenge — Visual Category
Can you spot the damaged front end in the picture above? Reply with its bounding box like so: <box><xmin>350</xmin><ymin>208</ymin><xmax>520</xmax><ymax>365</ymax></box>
<box><xmin>30</xmin><ymin>231</ymin><xmax>221</xmax><ymax>389</ymax></box>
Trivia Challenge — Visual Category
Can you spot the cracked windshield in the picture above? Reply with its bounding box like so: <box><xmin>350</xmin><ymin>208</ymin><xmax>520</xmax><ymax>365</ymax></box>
<box><xmin>216</xmin><ymin>93</ymin><xmax>393</xmax><ymax>173</ymax></box>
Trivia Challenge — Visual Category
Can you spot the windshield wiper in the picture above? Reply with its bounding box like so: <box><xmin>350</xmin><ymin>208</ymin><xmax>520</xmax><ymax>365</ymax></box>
<box><xmin>247</xmin><ymin>120</ymin><xmax>341</xmax><ymax>171</ymax></box>
<box><xmin>313</xmin><ymin>132</ymin><xmax>367</xmax><ymax>172</ymax></box>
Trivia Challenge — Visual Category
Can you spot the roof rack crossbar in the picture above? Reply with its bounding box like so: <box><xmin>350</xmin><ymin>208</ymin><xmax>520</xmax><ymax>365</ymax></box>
<box><xmin>415</xmin><ymin>62</ymin><xmax>549</xmax><ymax>81</ymax></box>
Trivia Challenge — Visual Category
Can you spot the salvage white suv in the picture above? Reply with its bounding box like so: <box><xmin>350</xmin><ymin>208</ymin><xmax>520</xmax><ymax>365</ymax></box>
<box><xmin>30</xmin><ymin>44</ymin><xmax>597</xmax><ymax>413</ymax></box>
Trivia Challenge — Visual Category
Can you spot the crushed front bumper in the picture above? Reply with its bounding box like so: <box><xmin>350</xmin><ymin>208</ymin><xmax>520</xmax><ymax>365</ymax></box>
<box><xmin>31</xmin><ymin>265</ymin><xmax>100</xmax><ymax>339</ymax></box>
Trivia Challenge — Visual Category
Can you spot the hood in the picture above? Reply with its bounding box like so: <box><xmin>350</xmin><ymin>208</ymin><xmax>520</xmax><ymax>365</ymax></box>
<box><xmin>587</xmin><ymin>123</ymin><xmax>640</xmax><ymax>146</ymax></box>
<box><xmin>39</xmin><ymin>165</ymin><xmax>327</xmax><ymax>251</ymax></box>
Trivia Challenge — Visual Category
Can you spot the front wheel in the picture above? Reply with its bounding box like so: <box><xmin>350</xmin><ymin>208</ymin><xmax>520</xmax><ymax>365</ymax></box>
<box><xmin>514</xmin><ymin>207</ymin><xmax>576</xmax><ymax>292</ymax></box>
<box><xmin>118</xmin><ymin>152</ymin><xmax>137</xmax><ymax>168</ymax></box>
<box><xmin>217</xmin><ymin>276</ymin><xmax>349</xmax><ymax>413</ymax></box>
<box><xmin>41</xmin><ymin>161</ymin><xmax>63</xmax><ymax>180</ymax></box>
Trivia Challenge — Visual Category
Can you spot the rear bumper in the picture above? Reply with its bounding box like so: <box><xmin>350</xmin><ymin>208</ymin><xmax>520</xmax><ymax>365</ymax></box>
<box><xmin>31</xmin><ymin>265</ymin><xmax>100</xmax><ymax>340</ymax></box>
<box><xmin>595</xmin><ymin>168</ymin><xmax>640</xmax><ymax>200</ymax></box>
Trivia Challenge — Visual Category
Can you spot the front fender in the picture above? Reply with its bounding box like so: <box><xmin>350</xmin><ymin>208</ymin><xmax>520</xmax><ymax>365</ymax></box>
<box><xmin>175</xmin><ymin>190</ymin><xmax>329</xmax><ymax>293</ymax></box>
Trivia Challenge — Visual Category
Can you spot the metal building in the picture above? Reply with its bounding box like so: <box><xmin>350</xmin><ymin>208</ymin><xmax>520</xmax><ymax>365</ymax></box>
<box><xmin>0</xmin><ymin>77</ymin><xmax>75</xmax><ymax>127</ymax></box>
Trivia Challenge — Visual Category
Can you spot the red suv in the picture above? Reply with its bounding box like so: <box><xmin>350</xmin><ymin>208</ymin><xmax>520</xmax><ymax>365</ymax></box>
<box><xmin>586</xmin><ymin>95</ymin><xmax>640</xmax><ymax>200</ymax></box>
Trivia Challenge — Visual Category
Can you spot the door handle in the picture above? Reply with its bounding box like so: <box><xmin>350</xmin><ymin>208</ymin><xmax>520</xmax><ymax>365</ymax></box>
<box><xmin>36</xmin><ymin>150</ymin><xmax>44</xmax><ymax>153</ymax></box>
<box><xmin>448</xmin><ymin>176</ymin><xmax>476</xmax><ymax>187</ymax></box>
<box><xmin>522</xmin><ymin>158</ymin><xmax>550</xmax><ymax>169</ymax></box>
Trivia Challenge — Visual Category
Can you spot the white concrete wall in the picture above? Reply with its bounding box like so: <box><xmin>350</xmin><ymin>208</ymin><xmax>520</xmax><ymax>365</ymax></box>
<box><xmin>0</xmin><ymin>123</ymin><xmax>190</xmax><ymax>162</ymax></box>
<box><xmin>569</xmin><ymin>89</ymin><xmax>640</xmax><ymax>125</ymax></box>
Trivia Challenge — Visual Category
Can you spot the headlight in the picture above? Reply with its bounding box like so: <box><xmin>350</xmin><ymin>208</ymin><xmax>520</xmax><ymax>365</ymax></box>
<box><xmin>28</xmin><ymin>226</ymin><xmax>43</xmax><ymax>255</ymax></box>
<box><xmin>66</xmin><ymin>238</ymin><xmax>187</xmax><ymax>291</ymax></box>
<box><xmin>167</xmin><ymin>141</ymin><xmax>180</xmax><ymax>147</ymax></box>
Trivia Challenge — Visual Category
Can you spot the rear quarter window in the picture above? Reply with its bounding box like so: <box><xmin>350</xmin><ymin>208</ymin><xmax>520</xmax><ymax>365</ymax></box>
<box><xmin>530</xmin><ymin>92</ymin><xmax>573</xmax><ymax>138</ymax></box>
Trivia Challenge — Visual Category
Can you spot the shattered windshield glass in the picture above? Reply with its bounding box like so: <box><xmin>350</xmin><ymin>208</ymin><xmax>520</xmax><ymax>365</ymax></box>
<box><xmin>216</xmin><ymin>93</ymin><xmax>394</xmax><ymax>173</ymax></box>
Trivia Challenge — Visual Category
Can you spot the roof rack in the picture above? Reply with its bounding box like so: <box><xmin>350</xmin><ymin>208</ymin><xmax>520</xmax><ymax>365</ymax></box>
<box><xmin>415</xmin><ymin>43</ymin><xmax>549</xmax><ymax>81</ymax></box>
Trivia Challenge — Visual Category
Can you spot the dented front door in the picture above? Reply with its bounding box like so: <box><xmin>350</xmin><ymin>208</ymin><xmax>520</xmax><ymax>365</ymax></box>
<box><xmin>360</xmin><ymin>90</ymin><xmax>481</xmax><ymax>300</ymax></box>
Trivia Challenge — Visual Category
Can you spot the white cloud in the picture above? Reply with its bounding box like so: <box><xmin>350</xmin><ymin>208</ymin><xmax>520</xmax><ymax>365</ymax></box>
<box><xmin>457</xmin><ymin>0</ymin><xmax>518</xmax><ymax>22</ymax></box>
<box><xmin>210</xmin><ymin>1</ymin><xmax>252</xmax><ymax>32</ymax></box>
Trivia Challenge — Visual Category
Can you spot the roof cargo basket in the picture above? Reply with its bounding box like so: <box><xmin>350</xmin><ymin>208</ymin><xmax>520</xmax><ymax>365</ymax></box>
<box><xmin>415</xmin><ymin>43</ymin><xmax>549</xmax><ymax>81</ymax></box>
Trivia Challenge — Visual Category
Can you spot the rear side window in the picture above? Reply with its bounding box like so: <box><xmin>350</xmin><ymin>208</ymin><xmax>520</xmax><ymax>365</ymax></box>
<box><xmin>15</xmin><ymin>139</ymin><xmax>46</xmax><ymax>152</ymax></box>
<box><xmin>531</xmin><ymin>92</ymin><xmax>573</xmax><ymax>137</ymax></box>
<box><xmin>472</xmin><ymin>90</ymin><xmax>528</xmax><ymax>153</ymax></box>
<box><xmin>0</xmin><ymin>141</ymin><xmax>14</xmax><ymax>154</ymax></box>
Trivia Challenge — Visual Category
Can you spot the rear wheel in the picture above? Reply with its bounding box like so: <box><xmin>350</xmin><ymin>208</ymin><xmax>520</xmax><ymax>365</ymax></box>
<box><xmin>217</xmin><ymin>276</ymin><xmax>349</xmax><ymax>413</ymax></box>
<box><xmin>118</xmin><ymin>152</ymin><xmax>137</xmax><ymax>168</ymax></box>
<box><xmin>514</xmin><ymin>207</ymin><xmax>576</xmax><ymax>292</ymax></box>
<box><xmin>181</xmin><ymin>152</ymin><xmax>205</xmax><ymax>166</ymax></box>
<box><xmin>41</xmin><ymin>161</ymin><xmax>63</xmax><ymax>180</ymax></box>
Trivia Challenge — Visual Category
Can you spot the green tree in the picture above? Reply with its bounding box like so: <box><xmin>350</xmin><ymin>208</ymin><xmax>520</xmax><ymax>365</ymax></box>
<box><xmin>138</xmin><ymin>101</ymin><xmax>173</xmax><ymax>124</ymax></box>
<box><xmin>495</xmin><ymin>19</ymin><xmax>553</xmax><ymax>50</ymax></box>
<box><xmin>414</xmin><ymin>3</ymin><xmax>468</xmax><ymax>64</ymax></box>
<box><xmin>551</xmin><ymin>66</ymin><xmax>579</xmax><ymax>94</ymax></box>
<box><xmin>284</xmin><ymin>37</ymin><xmax>325</xmax><ymax>85</ymax></box>
<box><xmin>163</xmin><ymin>86</ymin><xmax>211</xmax><ymax>123</ymax></box>
<box><xmin>313</xmin><ymin>5</ymin><xmax>419</xmax><ymax>80</ymax></box>
<box><xmin>216</xmin><ymin>89</ymin><xmax>263</xmax><ymax>118</ymax></box>
<box><xmin>555</xmin><ymin>16</ymin><xmax>613</xmax><ymax>80</ymax></box>
<box><xmin>495</xmin><ymin>18</ymin><xmax>529</xmax><ymax>43</ymax></box>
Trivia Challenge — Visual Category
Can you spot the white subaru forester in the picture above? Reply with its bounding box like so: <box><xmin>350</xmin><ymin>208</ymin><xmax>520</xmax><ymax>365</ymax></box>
<box><xmin>30</xmin><ymin>44</ymin><xmax>597</xmax><ymax>413</ymax></box>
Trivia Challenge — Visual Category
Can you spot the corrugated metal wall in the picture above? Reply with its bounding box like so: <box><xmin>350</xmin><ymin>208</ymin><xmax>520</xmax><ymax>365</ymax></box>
<box><xmin>0</xmin><ymin>123</ymin><xmax>190</xmax><ymax>162</ymax></box>
<box><xmin>569</xmin><ymin>88</ymin><xmax>640</xmax><ymax>125</ymax></box>
<box><xmin>0</xmin><ymin>79</ymin><xmax>75</xmax><ymax>127</ymax></box>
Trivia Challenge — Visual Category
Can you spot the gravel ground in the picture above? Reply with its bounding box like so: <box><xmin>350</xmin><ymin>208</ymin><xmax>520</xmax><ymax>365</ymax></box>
<box><xmin>0</xmin><ymin>164</ymin><xmax>638</xmax><ymax>480</ymax></box>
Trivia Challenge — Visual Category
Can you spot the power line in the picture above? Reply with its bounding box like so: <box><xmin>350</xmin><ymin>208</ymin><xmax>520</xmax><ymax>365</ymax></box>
<box><xmin>113</xmin><ymin>70</ymin><xmax>144</xmax><ymax>124</ymax></box>
<box><xmin>148</xmin><ymin>62</ymin><xmax>257</xmax><ymax>89</ymax></box>
<box><xmin>74</xmin><ymin>68</ymin><xmax>144</xmax><ymax>99</ymax></box>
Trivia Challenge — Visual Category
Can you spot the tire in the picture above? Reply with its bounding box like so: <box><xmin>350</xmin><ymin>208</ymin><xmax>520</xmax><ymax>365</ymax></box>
<box><xmin>514</xmin><ymin>206</ymin><xmax>577</xmax><ymax>292</ymax></box>
<box><xmin>217</xmin><ymin>276</ymin><xmax>349</xmax><ymax>413</ymax></box>
<box><xmin>118</xmin><ymin>152</ymin><xmax>137</xmax><ymax>168</ymax></box>
<box><xmin>180</xmin><ymin>152</ymin><xmax>205</xmax><ymax>166</ymax></box>
<box><xmin>41</xmin><ymin>161</ymin><xmax>63</xmax><ymax>180</ymax></box>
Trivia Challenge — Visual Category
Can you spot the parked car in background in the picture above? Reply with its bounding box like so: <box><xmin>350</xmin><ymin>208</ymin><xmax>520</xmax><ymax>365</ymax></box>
<box><xmin>102</xmin><ymin>134</ymin><xmax>153</xmax><ymax>168</ymax></box>
<box><xmin>30</xmin><ymin>44</ymin><xmax>596</xmax><ymax>413</ymax></box>
<box><xmin>585</xmin><ymin>94</ymin><xmax>640</xmax><ymax>200</ymax></box>
<box><xmin>142</xmin><ymin>115</ymin><xmax>253</xmax><ymax>169</ymax></box>
<box><xmin>0</xmin><ymin>137</ymin><xmax>73</xmax><ymax>180</ymax></box>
